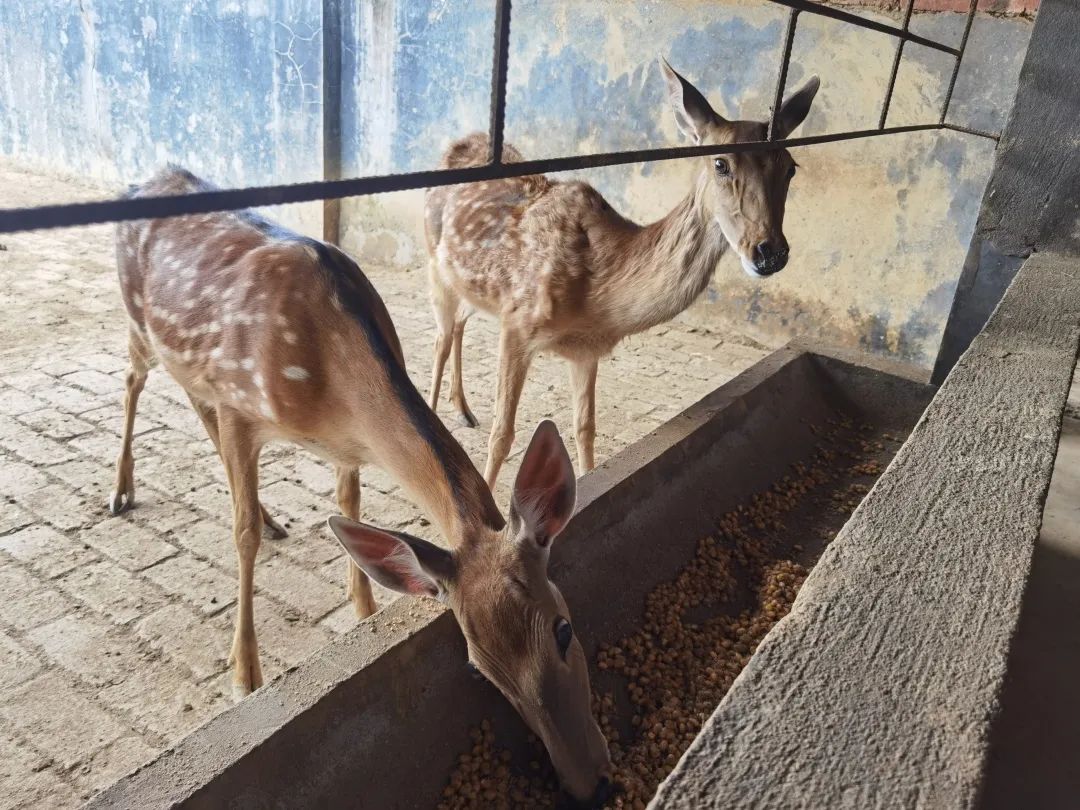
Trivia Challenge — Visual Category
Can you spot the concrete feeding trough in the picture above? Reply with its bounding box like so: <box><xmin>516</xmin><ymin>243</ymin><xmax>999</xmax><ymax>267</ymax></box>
<box><xmin>91</xmin><ymin>343</ymin><xmax>934</xmax><ymax>809</ymax></box>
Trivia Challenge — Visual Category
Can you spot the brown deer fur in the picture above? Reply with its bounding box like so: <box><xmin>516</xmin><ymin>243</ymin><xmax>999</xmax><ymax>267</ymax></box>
<box><xmin>108</xmin><ymin>168</ymin><xmax>610</xmax><ymax>803</ymax></box>
<box><xmin>425</xmin><ymin>59</ymin><xmax>819</xmax><ymax>485</ymax></box>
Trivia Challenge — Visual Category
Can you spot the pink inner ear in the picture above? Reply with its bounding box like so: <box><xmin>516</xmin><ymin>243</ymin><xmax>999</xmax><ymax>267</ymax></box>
<box><xmin>333</xmin><ymin>520</ymin><xmax>438</xmax><ymax>598</ymax></box>
<box><xmin>514</xmin><ymin>425</ymin><xmax>575</xmax><ymax>540</ymax></box>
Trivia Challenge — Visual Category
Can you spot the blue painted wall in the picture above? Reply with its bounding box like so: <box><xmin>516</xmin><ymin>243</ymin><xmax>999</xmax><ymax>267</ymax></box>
<box><xmin>0</xmin><ymin>1</ymin><xmax>1033</xmax><ymax>365</ymax></box>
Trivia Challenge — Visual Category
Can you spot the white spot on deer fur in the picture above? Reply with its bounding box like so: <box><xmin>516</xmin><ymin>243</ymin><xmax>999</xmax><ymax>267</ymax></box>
<box><xmin>253</xmin><ymin>372</ymin><xmax>265</xmax><ymax>390</ymax></box>
<box><xmin>182</xmin><ymin>349</ymin><xmax>194</xmax><ymax>362</ymax></box>
<box><xmin>240</xmin><ymin>357</ymin><xmax>255</xmax><ymax>371</ymax></box>
<box><xmin>219</xmin><ymin>358</ymin><xmax>237</xmax><ymax>371</ymax></box>
<box><xmin>274</xmin><ymin>314</ymin><xmax>289</xmax><ymax>327</ymax></box>
<box><xmin>131</xmin><ymin>293</ymin><xmax>143</xmax><ymax>308</ymax></box>
<box><xmin>206</xmin><ymin>321</ymin><xmax>221</xmax><ymax>334</ymax></box>
<box><xmin>210</xmin><ymin>346</ymin><xmax>224</xmax><ymax>360</ymax></box>
<box><xmin>283</xmin><ymin>331</ymin><xmax>298</xmax><ymax>344</ymax></box>
<box><xmin>260</xmin><ymin>400</ymin><xmax>274</xmax><ymax>419</ymax></box>
<box><xmin>282</xmin><ymin>366</ymin><xmax>309</xmax><ymax>381</ymax></box>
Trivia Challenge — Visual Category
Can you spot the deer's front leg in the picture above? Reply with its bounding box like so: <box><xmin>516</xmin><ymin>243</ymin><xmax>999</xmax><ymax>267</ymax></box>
<box><xmin>218</xmin><ymin>409</ymin><xmax>264</xmax><ymax>699</ymax></box>
<box><xmin>484</xmin><ymin>329</ymin><xmax>532</xmax><ymax>488</ymax></box>
<box><xmin>569</xmin><ymin>357</ymin><xmax>598</xmax><ymax>473</ymax></box>
<box><xmin>335</xmin><ymin>466</ymin><xmax>377</xmax><ymax>618</ymax></box>
<box><xmin>110</xmin><ymin>330</ymin><xmax>151</xmax><ymax>515</ymax></box>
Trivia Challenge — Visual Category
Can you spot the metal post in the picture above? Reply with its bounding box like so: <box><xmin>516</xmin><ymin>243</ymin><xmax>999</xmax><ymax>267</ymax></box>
<box><xmin>878</xmin><ymin>0</ymin><xmax>916</xmax><ymax>129</ymax></box>
<box><xmin>488</xmin><ymin>0</ymin><xmax>512</xmax><ymax>165</ymax></box>
<box><xmin>769</xmin><ymin>9</ymin><xmax>800</xmax><ymax>142</ymax></box>
<box><xmin>940</xmin><ymin>0</ymin><xmax>979</xmax><ymax>125</ymax></box>
<box><xmin>321</xmin><ymin>0</ymin><xmax>343</xmax><ymax>244</ymax></box>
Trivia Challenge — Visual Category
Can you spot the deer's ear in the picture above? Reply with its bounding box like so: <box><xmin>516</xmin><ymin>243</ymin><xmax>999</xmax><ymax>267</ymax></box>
<box><xmin>327</xmin><ymin>516</ymin><xmax>454</xmax><ymax>601</ymax></box>
<box><xmin>774</xmin><ymin>76</ymin><xmax>820</xmax><ymax>139</ymax></box>
<box><xmin>510</xmin><ymin>420</ymin><xmax>577</xmax><ymax>548</ymax></box>
<box><xmin>659</xmin><ymin>56</ymin><xmax>719</xmax><ymax>144</ymax></box>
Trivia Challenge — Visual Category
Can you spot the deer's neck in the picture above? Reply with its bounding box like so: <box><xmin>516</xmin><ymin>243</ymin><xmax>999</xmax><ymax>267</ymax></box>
<box><xmin>604</xmin><ymin>173</ymin><xmax>727</xmax><ymax>335</ymax></box>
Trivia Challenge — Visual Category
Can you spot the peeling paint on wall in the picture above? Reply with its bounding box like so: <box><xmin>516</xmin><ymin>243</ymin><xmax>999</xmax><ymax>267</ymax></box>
<box><xmin>0</xmin><ymin>1</ymin><xmax>1032</xmax><ymax>366</ymax></box>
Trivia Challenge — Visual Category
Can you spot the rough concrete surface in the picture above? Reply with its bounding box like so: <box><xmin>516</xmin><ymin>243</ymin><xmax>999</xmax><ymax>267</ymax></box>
<box><xmin>0</xmin><ymin>162</ymin><xmax>771</xmax><ymax>808</ymax></box>
<box><xmin>978</xmin><ymin>415</ymin><xmax>1080</xmax><ymax>807</ymax></box>
<box><xmin>650</xmin><ymin>252</ymin><xmax>1080</xmax><ymax>808</ymax></box>
<box><xmin>91</xmin><ymin>347</ymin><xmax>933</xmax><ymax>809</ymax></box>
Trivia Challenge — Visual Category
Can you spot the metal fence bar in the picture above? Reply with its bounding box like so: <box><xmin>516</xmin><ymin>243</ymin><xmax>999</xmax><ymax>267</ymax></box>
<box><xmin>760</xmin><ymin>0</ymin><xmax>959</xmax><ymax>55</ymax></box>
<box><xmin>878</xmin><ymin>0</ymin><xmax>916</xmax><ymax>129</ymax></box>
<box><xmin>0</xmin><ymin>124</ymin><xmax>960</xmax><ymax>234</ymax></box>
<box><xmin>0</xmin><ymin>0</ymin><xmax>1001</xmax><ymax>236</ymax></box>
<box><xmin>487</xmin><ymin>0</ymin><xmax>512</xmax><ymax>165</ymax></box>
<box><xmin>321</xmin><ymin>0</ymin><xmax>343</xmax><ymax>245</ymax></box>
<box><xmin>940</xmin><ymin>122</ymin><xmax>999</xmax><ymax>140</ymax></box>
<box><xmin>940</xmin><ymin>0</ymin><xmax>980</xmax><ymax>124</ymax></box>
<box><xmin>768</xmin><ymin>9</ymin><xmax>800</xmax><ymax>142</ymax></box>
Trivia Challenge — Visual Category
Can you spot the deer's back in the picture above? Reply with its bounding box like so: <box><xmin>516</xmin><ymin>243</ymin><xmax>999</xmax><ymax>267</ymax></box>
<box><xmin>426</xmin><ymin>135</ymin><xmax>636</xmax><ymax>335</ymax></box>
<box><xmin>115</xmin><ymin>168</ymin><xmax>412</xmax><ymax>460</ymax></box>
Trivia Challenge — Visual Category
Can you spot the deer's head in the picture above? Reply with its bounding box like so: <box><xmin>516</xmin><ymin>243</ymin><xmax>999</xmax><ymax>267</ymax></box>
<box><xmin>660</xmin><ymin>57</ymin><xmax>819</xmax><ymax>278</ymax></box>
<box><xmin>329</xmin><ymin>421</ymin><xmax>612</xmax><ymax>807</ymax></box>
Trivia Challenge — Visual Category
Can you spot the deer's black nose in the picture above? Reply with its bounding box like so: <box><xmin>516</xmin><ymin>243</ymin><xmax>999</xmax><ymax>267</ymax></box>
<box><xmin>754</xmin><ymin>240</ymin><xmax>789</xmax><ymax>275</ymax></box>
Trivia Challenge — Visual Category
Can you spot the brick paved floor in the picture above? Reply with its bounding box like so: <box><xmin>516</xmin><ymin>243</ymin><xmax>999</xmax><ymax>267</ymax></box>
<box><xmin>0</xmin><ymin>161</ymin><xmax>769</xmax><ymax>807</ymax></box>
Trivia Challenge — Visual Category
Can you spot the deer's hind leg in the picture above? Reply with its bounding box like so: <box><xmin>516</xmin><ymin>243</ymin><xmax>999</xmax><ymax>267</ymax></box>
<box><xmin>569</xmin><ymin>356</ymin><xmax>599</xmax><ymax>473</ymax></box>
<box><xmin>187</xmin><ymin>395</ymin><xmax>287</xmax><ymax>540</ymax></box>
<box><xmin>428</xmin><ymin>259</ymin><xmax>454</xmax><ymax>415</ymax></box>
<box><xmin>335</xmin><ymin>466</ymin><xmax>377</xmax><ymax>618</ymax></box>
<box><xmin>109</xmin><ymin>328</ymin><xmax>153</xmax><ymax>515</ymax></box>
<box><xmin>448</xmin><ymin>313</ymin><xmax>478</xmax><ymax>428</ymax></box>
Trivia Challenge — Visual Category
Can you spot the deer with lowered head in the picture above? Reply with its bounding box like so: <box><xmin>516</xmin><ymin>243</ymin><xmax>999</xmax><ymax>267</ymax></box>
<box><xmin>425</xmin><ymin>58</ymin><xmax>819</xmax><ymax>486</ymax></box>
<box><xmin>108</xmin><ymin>168</ymin><xmax>612</xmax><ymax>806</ymax></box>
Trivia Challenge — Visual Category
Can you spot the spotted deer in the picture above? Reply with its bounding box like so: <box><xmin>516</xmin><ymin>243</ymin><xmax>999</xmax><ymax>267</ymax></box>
<box><xmin>109</xmin><ymin>168</ymin><xmax>612</xmax><ymax>806</ymax></box>
<box><xmin>426</xmin><ymin>58</ymin><xmax>819</xmax><ymax>485</ymax></box>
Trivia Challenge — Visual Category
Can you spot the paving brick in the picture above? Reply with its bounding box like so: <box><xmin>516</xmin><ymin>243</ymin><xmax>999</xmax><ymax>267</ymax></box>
<box><xmin>182</xmin><ymin>481</ymin><xmax>232</xmax><ymax>519</ymax></box>
<box><xmin>135</xmin><ymin>603</ymin><xmax>232</xmax><ymax>682</ymax></box>
<box><xmin>1</xmin><ymin>370</ymin><xmax>55</xmax><ymax>392</ymax></box>
<box><xmin>68</xmin><ymin>429</ymin><xmax>123</xmax><ymax>464</ymax></box>
<box><xmin>361</xmin><ymin>488</ymin><xmax>423</xmax><ymax>530</ymax></box>
<box><xmin>142</xmin><ymin>554</ymin><xmax>235</xmax><ymax>617</ymax></box>
<box><xmin>259</xmin><ymin>479</ymin><xmax>337</xmax><ymax>530</ymax></box>
<box><xmin>251</xmin><ymin>595</ymin><xmax>332</xmax><ymax>668</ymax></box>
<box><xmin>0</xmin><ymin>729</ymin><xmax>80</xmax><ymax>809</ymax></box>
<box><xmin>0</xmin><ymin>430</ymin><xmax>76</xmax><ymax>465</ymax></box>
<box><xmin>40</xmin><ymin>457</ymin><xmax>107</xmax><ymax>492</ymax></box>
<box><xmin>0</xmin><ymin>673</ymin><xmax>127</xmax><ymax>769</ymax></box>
<box><xmin>0</xmin><ymin>563</ymin><xmax>73</xmax><ymax>631</ymax></box>
<box><xmin>169</xmin><ymin>519</ymin><xmax>242</xmax><ymax>575</ymax></box>
<box><xmin>27</xmin><ymin>613</ymin><xmax>145</xmax><ymax>687</ymax></box>
<box><xmin>77</xmin><ymin>352</ymin><xmax>128</xmax><ymax>375</ymax></box>
<box><xmin>97</xmin><ymin>656</ymin><xmax>231</xmax><ymax>742</ymax></box>
<box><xmin>32</xmin><ymin>383</ymin><xmax>107</xmax><ymax>414</ymax></box>
<box><xmin>129</xmin><ymin>495</ymin><xmax>200</xmax><ymax>535</ymax></box>
<box><xmin>73</xmin><ymin>733</ymin><xmax>157</xmax><ymax>798</ymax></box>
<box><xmin>136</xmin><ymin>454</ymin><xmax>217</xmax><ymax>499</ymax></box>
<box><xmin>256</xmin><ymin>553</ymin><xmax>344</xmax><ymax>621</ymax></box>
<box><xmin>0</xmin><ymin>387</ymin><xmax>49</xmax><ymax>416</ymax></box>
<box><xmin>0</xmin><ymin>633</ymin><xmax>42</xmax><ymax>690</ymax></box>
<box><xmin>79</xmin><ymin>517</ymin><xmax>179</xmax><ymax>572</ymax></box>
<box><xmin>276</xmin><ymin>526</ymin><xmax>344</xmax><ymax>572</ymax></box>
<box><xmin>16</xmin><ymin>409</ymin><xmax>96</xmax><ymax>441</ymax></box>
<box><xmin>61</xmin><ymin>369</ymin><xmax>124</xmax><ymax>397</ymax></box>
<box><xmin>0</xmin><ymin>524</ymin><xmax>98</xmax><ymax>580</ymax></box>
<box><xmin>20</xmin><ymin>483</ymin><xmax>95</xmax><ymax>531</ymax></box>
<box><xmin>0</xmin><ymin>458</ymin><xmax>49</xmax><ymax>497</ymax></box>
<box><xmin>35</xmin><ymin>359</ymin><xmax>83</xmax><ymax>378</ymax></box>
<box><xmin>57</xmin><ymin>559</ymin><xmax>163</xmax><ymax>626</ymax></box>
<box><xmin>0</xmin><ymin>500</ymin><xmax>34</xmax><ymax>535</ymax></box>
<box><xmin>77</xmin><ymin>404</ymin><xmax>160</xmax><ymax>438</ymax></box>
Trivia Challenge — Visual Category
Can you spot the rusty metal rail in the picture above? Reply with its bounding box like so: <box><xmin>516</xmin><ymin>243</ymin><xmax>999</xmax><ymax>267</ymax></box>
<box><xmin>0</xmin><ymin>0</ymin><xmax>996</xmax><ymax>235</ymax></box>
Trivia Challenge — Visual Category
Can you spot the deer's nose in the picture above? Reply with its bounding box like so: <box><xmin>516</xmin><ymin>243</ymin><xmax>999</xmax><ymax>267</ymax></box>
<box><xmin>754</xmin><ymin>240</ymin><xmax>789</xmax><ymax>275</ymax></box>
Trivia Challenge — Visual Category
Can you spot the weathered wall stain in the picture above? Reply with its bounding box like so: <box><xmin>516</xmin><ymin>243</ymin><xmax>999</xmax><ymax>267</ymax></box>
<box><xmin>0</xmin><ymin>1</ymin><xmax>1032</xmax><ymax>366</ymax></box>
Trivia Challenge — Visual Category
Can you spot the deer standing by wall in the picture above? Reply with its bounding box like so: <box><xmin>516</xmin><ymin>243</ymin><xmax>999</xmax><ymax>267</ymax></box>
<box><xmin>108</xmin><ymin>168</ymin><xmax>612</xmax><ymax>806</ymax></box>
<box><xmin>426</xmin><ymin>59</ymin><xmax>819</xmax><ymax>485</ymax></box>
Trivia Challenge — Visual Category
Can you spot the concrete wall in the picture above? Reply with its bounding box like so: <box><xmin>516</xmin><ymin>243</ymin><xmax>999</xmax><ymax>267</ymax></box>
<box><xmin>0</xmin><ymin>1</ymin><xmax>1032</xmax><ymax>366</ymax></box>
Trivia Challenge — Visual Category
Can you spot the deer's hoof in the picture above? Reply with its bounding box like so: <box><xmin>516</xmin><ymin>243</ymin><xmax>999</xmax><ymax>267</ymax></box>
<box><xmin>456</xmin><ymin>410</ymin><xmax>480</xmax><ymax>429</ymax></box>
<box><xmin>260</xmin><ymin>510</ymin><xmax>288</xmax><ymax>540</ymax></box>
<box><xmin>108</xmin><ymin>490</ymin><xmax>133</xmax><ymax>515</ymax></box>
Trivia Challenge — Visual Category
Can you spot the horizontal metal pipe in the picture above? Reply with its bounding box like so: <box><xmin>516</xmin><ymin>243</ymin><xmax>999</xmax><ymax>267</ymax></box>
<box><xmin>0</xmin><ymin>123</ymin><xmax>1005</xmax><ymax>234</ymax></box>
<box><xmin>761</xmin><ymin>0</ymin><xmax>960</xmax><ymax>56</ymax></box>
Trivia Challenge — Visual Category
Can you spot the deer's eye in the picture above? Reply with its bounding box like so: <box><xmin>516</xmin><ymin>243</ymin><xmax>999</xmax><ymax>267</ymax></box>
<box><xmin>554</xmin><ymin>617</ymin><xmax>573</xmax><ymax>659</ymax></box>
<box><xmin>787</xmin><ymin>164</ymin><xmax>797</xmax><ymax>180</ymax></box>
<box><xmin>714</xmin><ymin>158</ymin><xmax>731</xmax><ymax>177</ymax></box>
